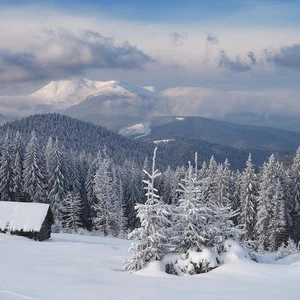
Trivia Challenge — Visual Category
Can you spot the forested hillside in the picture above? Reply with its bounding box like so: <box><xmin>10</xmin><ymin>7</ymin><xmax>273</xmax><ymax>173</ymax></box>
<box><xmin>0</xmin><ymin>114</ymin><xmax>299</xmax><ymax>254</ymax></box>
<box><xmin>0</xmin><ymin>113</ymin><xmax>277</xmax><ymax>170</ymax></box>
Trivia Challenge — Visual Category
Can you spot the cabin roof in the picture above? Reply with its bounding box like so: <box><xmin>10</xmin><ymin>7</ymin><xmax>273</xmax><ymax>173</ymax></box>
<box><xmin>0</xmin><ymin>201</ymin><xmax>50</xmax><ymax>232</ymax></box>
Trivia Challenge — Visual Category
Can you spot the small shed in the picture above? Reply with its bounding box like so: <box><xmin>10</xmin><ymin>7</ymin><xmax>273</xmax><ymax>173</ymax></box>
<box><xmin>0</xmin><ymin>201</ymin><xmax>53</xmax><ymax>241</ymax></box>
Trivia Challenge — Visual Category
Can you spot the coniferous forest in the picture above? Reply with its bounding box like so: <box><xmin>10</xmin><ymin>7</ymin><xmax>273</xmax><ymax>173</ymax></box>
<box><xmin>0</xmin><ymin>114</ymin><xmax>300</xmax><ymax>274</ymax></box>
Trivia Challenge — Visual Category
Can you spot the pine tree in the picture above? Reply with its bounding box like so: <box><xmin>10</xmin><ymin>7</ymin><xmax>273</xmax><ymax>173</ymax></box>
<box><xmin>23</xmin><ymin>131</ymin><xmax>46</xmax><ymax>203</ymax></box>
<box><xmin>255</xmin><ymin>154</ymin><xmax>277</xmax><ymax>251</ymax></box>
<box><xmin>208</xmin><ymin>201</ymin><xmax>243</xmax><ymax>252</ymax></box>
<box><xmin>238</xmin><ymin>154</ymin><xmax>258</xmax><ymax>241</ymax></box>
<box><xmin>171</xmin><ymin>162</ymin><xmax>212</xmax><ymax>252</ymax></box>
<box><xmin>202</xmin><ymin>156</ymin><xmax>217</xmax><ymax>204</ymax></box>
<box><xmin>121</xmin><ymin>160</ymin><xmax>143</xmax><ymax>230</ymax></box>
<box><xmin>48</xmin><ymin>138</ymin><xmax>66</xmax><ymax>220</ymax></box>
<box><xmin>61</xmin><ymin>191</ymin><xmax>83</xmax><ymax>232</ymax></box>
<box><xmin>92</xmin><ymin>149</ymin><xmax>116</xmax><ymax>236</ymax></box>
<box><xmin>268</xmin><ymin>179</ymin><xmax>286</xmax><ymax>251</ymax></box>
<box><xmin>0</xmin><ymin>133</ymin><xmax>13</xmax><ymax>201</ymax></box>
<box><xmin>11</xmin><ymin>131</ymin><xmax>24</xmax><ymax>202</ymax></box>
<box><xmin>214</xmin><ymin>159</ymin><xmax>233</xmax><ymax>206</ymax></box>
<box><xmin>44</xmin><ymin>136</ymin><xmax>54</xmax><ymax>181</ymax></box>
<box><xmin>290</xmin><ymin>147</ymin><xmax>300</xmax><ymax>243</ymax></box>
<box><xmin>161</xmin><ymin>166</ymin><xmax>178</xmax><ymax>205</ymax></box>
<box><xmin>124</xmin><ymin>147</ymin><xmax>170</xmax><ymax>272</ymax></box>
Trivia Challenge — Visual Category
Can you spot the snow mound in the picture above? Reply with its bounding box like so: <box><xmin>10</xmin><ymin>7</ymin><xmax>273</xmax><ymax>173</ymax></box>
<box><xmin>163</xmin><ymin>248</ymin><xmax>219</xmax><ymax>276</ymax></box>
<box><xmin>135</xmin><ymin>261</ymin><xmax>170</xmax><ymax>277</ymax></box>
<box><xmin>0</xmin><ymin>201</ymin><xmax>50</xmax><ymax>232</ymax></box>
<box><xmin>275</xmin><ymin>253</ymin><xmax>300</xmax><ymax>265</ymax></box>
<box><xmin>222</xmin><ymin>239</ymin><xmax>253</xmax><ymax>263</ymax></box>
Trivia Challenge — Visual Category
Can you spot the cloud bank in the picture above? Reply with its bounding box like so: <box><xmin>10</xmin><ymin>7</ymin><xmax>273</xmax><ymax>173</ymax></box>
<box><xmin>0</xmin><ymin>30</ymin><xmax>153</xmax><ymax>83</ymax></box>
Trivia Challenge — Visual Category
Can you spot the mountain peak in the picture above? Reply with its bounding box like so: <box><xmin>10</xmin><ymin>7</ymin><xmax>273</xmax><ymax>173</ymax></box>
<box><xmin>30</xmin><ymin>78</ymin><xmax>155</xmax><ymax>109</ymax></box>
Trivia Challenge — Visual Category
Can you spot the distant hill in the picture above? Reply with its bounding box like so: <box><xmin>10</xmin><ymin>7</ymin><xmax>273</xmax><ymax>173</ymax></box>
<box><xmin>0</xmin><ymin>113</ymin><xmax>153</xmax><ymax>166</ymax></box>
<box><xmin>120</xmin><ymin>116</ymin><xmax>300</xmax><ymax>153</ymax></box>
<box><xmin>0</xmin><ymin>113</ymin><xmax>279</xmax><ymax>170</ymax></box>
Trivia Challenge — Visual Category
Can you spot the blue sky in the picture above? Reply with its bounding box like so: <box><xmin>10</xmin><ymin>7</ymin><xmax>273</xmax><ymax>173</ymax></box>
<box><xmin>3</xmin><ymin>0</ymin><xmax>300</xmax><ymax>25</ymax></box>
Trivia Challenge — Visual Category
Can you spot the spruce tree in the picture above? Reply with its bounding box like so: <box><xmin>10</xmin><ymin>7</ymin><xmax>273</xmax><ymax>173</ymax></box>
<box><xmin>61</xmin><ymin>191</ymin><xmax>83</xmax><ymax>232</ymax></box>
<box><xmin>255</xmin><ymin>154</ymin><xmax>277</xmax><ymax>251</ymax></box>
<box><xmin>48</xmin><ymin>138</ymin><xmax>66</xmax><ymax>220</ymax></box>
<box><xmin>11</xmin><ymin>131</ymin><xmax>24</xmax><ymax>202</ymax></box>
<box><xmin>124</xmin><ymin>148</ymin><xmax>170</xmax><ymax>271</ymax></box>
<box><xmin>92</xmin><ymin>149</ymin><xmax>116</xmax><ymax>236</ymax></box>
<box><xmin>0</xmin><ymin>133</ymin><xmax>13</xmax><ymax>201</ymax></box>
<box><xmin>171</xmin><ymin>162</ymin><xmax>212</xmax><ymax>252</ymax></box>
<box><xmin>238</xmin><ymin>154</ymin><xmax>258</xmax><ymax>241</ymax></box>
<box><xmin>23</xmin><ymin>131</ymin><xmax>46</xmax><ymax>203</ymax></box>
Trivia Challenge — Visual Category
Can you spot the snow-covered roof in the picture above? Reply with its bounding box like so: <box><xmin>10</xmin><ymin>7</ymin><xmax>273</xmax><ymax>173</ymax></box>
<box><xmin>0</xmin><ymin>201</ymin><xmax>50</xmax><ymax>232</ymax></box>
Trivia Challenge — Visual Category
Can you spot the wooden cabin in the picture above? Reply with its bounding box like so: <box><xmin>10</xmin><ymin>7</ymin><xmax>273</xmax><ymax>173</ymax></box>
<box><xmin>0</xmin><ymin>201</ymin><xmax>53</xmax><ymax>241</ymax></box>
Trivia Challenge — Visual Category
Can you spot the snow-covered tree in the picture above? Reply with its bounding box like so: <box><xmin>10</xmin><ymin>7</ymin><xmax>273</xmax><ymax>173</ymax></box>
<box><xmin>23</xmin><ymin>131</ymin><xmax>46</xmax><ymax>203</ymax></box>
<box><xmin>161</xmin><ymin>166</ymin><xmax>178</xmax><ymax>205</ymax></box>
<box><xmin>124</xmin><ymin>147</ymin><xmax>170</xmax><ymax>272</ymax></box>
<box><xmin>61</xmin><ymin>191</ymin><xmax>83</xmax><ymax>232</ymax></box>
<box><xmin>214</xmin><ymin>159</ymin><xmax>233</xmax><ymax>206</ymax></box>
<box><xmin>171</xmin><ymin>161</ymin><xmax>212</xmax><ymax>252</ymax></box>
<box><xmin>121</xmin><ymin>160</ymin><xmax>143</xmax><ymax>230</ymax></box>
<box><xmin>48</xmin><ymin>138</ymin><xmax>66</xmax><ymax>219</ymax></box>
<box><xmin>11</xmin><ymin>131</ymin><xmax>24</xmax><ymax>202</ymax></box>
<box><xmin>268</xmin><ymin>179</ymin><xmax>286</xmax><ymax>251</ymax></box>
<box><xmin>238</xmin><ymin>154</ymin><xmax>258</xmax><ymax>241</ymax></box>
<box><xmin>208</xmin><ymin>202</ymin><xmax>243</xmax><ymax>252</ymax></box>
<box><xmin>92</xmin><ymin>149</ymin><xmax>118</xmax><ymax>236</ymax></box>
<box><xmin>290</xmin><ymin>147</ymin><xmax>300</xmax><ymax>243</ymax></box>
<box><xmin>202</xmin><ymin>156</ymin><xmax>217</xmax><ymax>204</ymax></box>
<box><xmin>255</xmin><ymin>154</ymin><xmax>277</xmax><ymax>251</ymax></box>
<box><xmin>44</xmin><ymin>136</ymin><xmax>54</xmax><ymax>180</ymax></box>
<box><xmin>0</xmin><ymin>133</ymin><xmax>13</xmax><ymax>201</ymax></box>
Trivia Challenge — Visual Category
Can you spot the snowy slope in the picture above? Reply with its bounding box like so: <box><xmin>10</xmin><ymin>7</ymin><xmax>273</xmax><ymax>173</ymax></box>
<box><xmin>119</xmin><ymin>122</ymin><xmax>151</xmax><ymax>138</ymax></box>
<box><xmin>31</xmin><ymin>78</ymin><xmax>155</xmax><ymax>109</ymax></box>
<box><xmin>60</xmin><ymin>80</ymin><xmax>158</xmax><ymax>130</ymax></box>
<box><xmin>0</xmin><ymin>233</ymin><xmax>299</xmax><ymax>300</ymax></box>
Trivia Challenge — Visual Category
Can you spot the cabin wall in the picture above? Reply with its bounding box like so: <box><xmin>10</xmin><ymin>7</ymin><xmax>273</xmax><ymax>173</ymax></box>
<box><xmin>39</xmin><ymin>208</ymin><xmax>54</xmax><ymax>241</ymax></box>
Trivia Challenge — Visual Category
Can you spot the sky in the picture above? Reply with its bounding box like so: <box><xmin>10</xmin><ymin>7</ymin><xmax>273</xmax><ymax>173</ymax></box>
<box><xmin>0</xmin><ymin>0</ymin><xmax>300</xmax><ymax>127</ymax></box>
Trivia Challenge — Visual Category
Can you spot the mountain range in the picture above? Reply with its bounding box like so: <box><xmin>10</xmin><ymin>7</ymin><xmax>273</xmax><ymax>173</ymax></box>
<box><xmin>0</xmin><ymin>78</ymin><xmax>299</xmax><ymax>169</ymax></box>
<box><xmin>1</xmin><ymin>77</ymin><xmax>300</xmax><ymax>132</ymax></box>
<box><xmin>121</xmin><ymin>116</ymin><xmax>300</xmax><ymax>152</ymax></box>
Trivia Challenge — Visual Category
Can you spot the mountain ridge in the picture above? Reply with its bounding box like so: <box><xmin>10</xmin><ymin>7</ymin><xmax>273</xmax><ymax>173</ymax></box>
<box><xmin>120</xmin><ymin>116</ymin><xmax>300</xmax><ymax>153</ymax></box>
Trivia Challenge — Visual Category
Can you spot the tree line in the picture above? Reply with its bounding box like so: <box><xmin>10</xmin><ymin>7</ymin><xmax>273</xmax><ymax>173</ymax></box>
<box><xmin>0</xmin><ymin>130</ymin><xmax>299</xmax><ymax>253</ymax></box>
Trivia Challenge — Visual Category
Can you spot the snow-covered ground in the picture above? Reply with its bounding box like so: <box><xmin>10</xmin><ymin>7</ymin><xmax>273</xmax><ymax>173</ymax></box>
<box><xmin>119</xmin><ymin>122</ymin><xmax>151</xmax><ymax>138</ymax></box>
<box><xmin>0</xmin><ymin>233</ymin><xmax>299</xmax><ymax>300</ymax></box>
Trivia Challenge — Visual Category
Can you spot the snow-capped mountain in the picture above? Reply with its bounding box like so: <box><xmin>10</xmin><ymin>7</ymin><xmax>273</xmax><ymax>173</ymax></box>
<box><xmin>31</xmin><ymin>78</ymin><xmax>156</xmax><ymax>109</ymax></box>
<box><xmin>55</xmin><ymin>79</ymin><xmax>158</xmax><ymax>130</ymax></box>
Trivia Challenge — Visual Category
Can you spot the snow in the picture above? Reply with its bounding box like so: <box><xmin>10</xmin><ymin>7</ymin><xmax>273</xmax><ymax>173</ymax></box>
<box><xmin>222</xmin><ymin>239</ymin><xmax>253</xmax><ymax>263</ymax></box>
<box><xmin>31</xmin><ymin>78</ymin><xmax>155</xmax><ymax>109</ymax></box>
<box><xmin>188</xmin><ymin>248</ymin><xmax>219</xmax><ymax>268</ymax></box>
<box><xmin>1</xmin><ymin>233</ymin><xmax>299</xmax><ymax>300</ymax></box>
<box><xmin>0</xmin><ymin>202</ymin><xmax>50</xmax><ymax>232</ymax></box>
<box><xmin>119</xmin><ymin>122</ymin><xmax>151</xmax><ymax>138</ymax></box>
<box><xmin>153</xmin><ymin>139</ymin><xmax>175</xmax><ymax>144</ymax></box>
<box><xmin>175</xmin><ymin>117</ymin><xmax>185</xmax><ymax>121</ymax></box>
